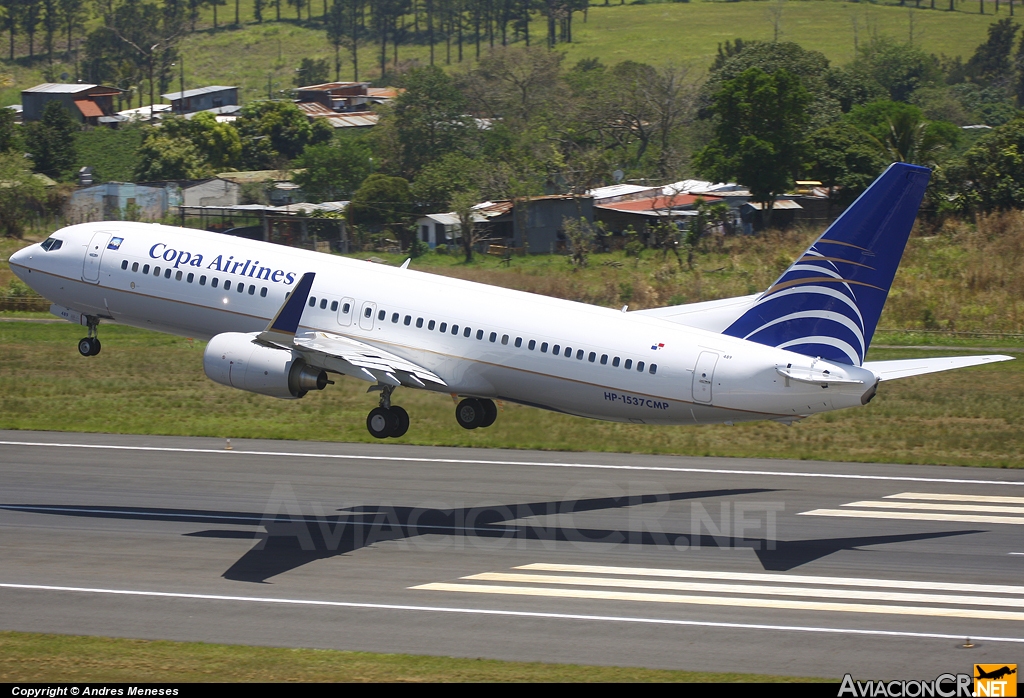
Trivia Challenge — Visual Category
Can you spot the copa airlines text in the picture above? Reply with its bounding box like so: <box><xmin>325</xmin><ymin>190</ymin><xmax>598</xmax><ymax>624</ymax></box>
<box><xmin>8</xmin><ymin>163</ymin><xmax>1012</xmax><ymax>438</ymax></box>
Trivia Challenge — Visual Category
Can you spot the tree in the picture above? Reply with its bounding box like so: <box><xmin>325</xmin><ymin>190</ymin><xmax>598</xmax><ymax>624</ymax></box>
<box><xmin>236</xmin><ymin>100</ymin><xmax>330</xmax><ymax>169</ymax></box>
<box><xmin>0</xmin><ymin>105</ymin><xmax>21</xmax><ymax>154</ymax></box>
<box><xmin>25</xmin><ymin>100</ymin><xmax>78</xmax><ymax>180</ymax></box>
<box><xmin>850</xmin><ymin>37</ymin><xmax>941</xmax><ymax>103</ymax></box>
<box><xmin>693</xmin><ymin>67</ymin><xmax>810</xmax><ymax>215</ymax></box>
<box><xmin>683</xmin><ymin>197</ymin><xmax>730</xmax><ymax>270</ymax></box>
<box><xmin>846</xmin><ymin>100</ymin><xmax>958</xmax><ymax>165</ymax></box>
<box><xmin>324</xmin><ymin>0</ymin><xmax>345</xmax><ymax>80</ymax></box>
<box><xmin>295</xmin><ymin>57</ymin><xmax>330</xmax><ymax>87</ymax></box>
<box><xmin>133</xmin><ymin>132</ymin><xmax>211</xmax><ymax>180</ymax></box>
<box><xmin>373</xmin><ymin>64</ymin><xmax>472</xmax><ymax>178</ymax></box>
<box><xmin>0</xmin><ymin>152</ymin><xmax>47</xmax><ymax>238</ymax></box>
<box><xmin>964</xmin><ymin>18</ymin><xmax>1019</xmax><ymax>88</ymax></box>
<box><xmin>451</xmin><ymin>188</ymin><xmax>481</xmax><ymax>262</ymax></box>
<box><xmin>939</xmin><ymin>115</ymin><xmax>1024</xmax><ymax>214</ymax></box>
<box><xmin>806</xmin><ymin>123</ymin><xmax>886</xmax><ymax>212</ymax></box>
<box><xmin>347</xmin><ymin>173</ymin><xmax>413</xmax><ymax>245</ymax></box>
<box><xmin>292</xmin><ymin>138</ymin><xmax>374</xmax><ymax>201</ymax></box>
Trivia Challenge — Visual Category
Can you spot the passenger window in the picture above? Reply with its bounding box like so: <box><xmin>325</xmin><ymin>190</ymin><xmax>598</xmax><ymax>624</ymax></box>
<box><xmin>451</xmin><ymin>324</ymin><xmax>459</xmax><ymax>335</ymax></box>
<box><xmin>637</xmin><ymin>361</ymin><xmax>645</xmax><ymax>372</ymax></box>
<box><xmin>342</xmin><ymin>302</ymin><xmax>351</xmax><ymax>313</ymax></box>
<box><xmin>121</xmin><ymin>260</ymin><xmax>128</xmax><ymax>270</ymax></box>
<box><xmin>142</xmin><ymin>264</ymin><xmax>150</xmax><ymax>274</ymax></box>
<box><xmin>260</xmin><ymin>288</ymin><xmax>267</xmax><ymax>297</ymax></box>
<box><xmin>237</xmin><ymin>282</ymin><xmax>244</xmax><ymax>293</ymax></box>
<box><xmin>391</xmin><ymin>312</ymin><xmax>399</xmax><ymax>323</ymax></box>
<box><xmin>364</xmin><ymin>307</ymin><xmax>372</xmax><ymax>318</ymax></box>
<box><xmin>513</xmin><ymin>337</ymin><xmax>521</xmax><ymax>347</ymax></box>
<box><xmin>187</xmin><ymin>273</ymin><xmax>194</xmax><ymax>283</ymax></box>
<box><xmin>200</xmin><ymin>276</ymin><xmax>206</xmax><ymax>286</ymax></box>
<box><xmin>564</xmin><ymin>347</ymin><xmax>572</xmax><ymax>357</ymax></box>
<box><xmin>489</xmin><ymin>332</ymin><xmax>497</xmax><ymax>342</ymax></box>
<box><xmin>175</xmin><ymin>270</ymin><xmax>182</xmax><ymax>281</ymax></box>
<box><xmin>224</xmin><ymin>280</ymin><xmax>231</xmax><ymax>291</ymax></box>
<box><xmin>476</xmin><ymin>330</ymin><xmax>483</xmax><ymax>340</ymax></box>
<box><xmin>528</xmin><ymin>340</ymin><xmax>536</xmax><ymax>350</ymax></box>
<box><xmin>164</xmin><ymin>268</ymin><xmax>172</xmax><ymax>279</ymax></box>
<box><xmin>463</xmin><ymin>327</ymin><xmax>471</xmax><ymax>337</ymax></box>
<box><xmin>428</xmin><ymin>320</ymin><xmax>436</xmax><ymax>330</ymax></box>
<box><xmin>501</xmin><ymin>335</ymin><xmax>509</xmax><ymax>345</ymax></box>
<box><xmin>624</xmin><ymin>359</ymin><xmax>633</xmax><ymax>369</ymax></box>
<box><xmin>309</xmin><ymin>297</ymin><xmax>316</xmax><ymax>307</ymax></box>
<box><xmin>612</xmin><ymin>357</ymin><xmax>620</xmax><ymax>367</ymax></box>
<box><xmin>378</xmin><ymin>309</ymin><xmax>385</xmax><ymax>321</ymax></box>
<box><xmin>540</xmin><ymin>342</ymin><xmax>548</xmax><ymax>353</ymax></box>
<box><xmin>588</xmin><ymin>352</ymin><xmax>596</xmax><ymax>362</ymax></box>
<box><xmin>576</xmin><ymin>349</ymin><xmax>584</xmax><ymax>360</ymax></box>
<box><xmin>211</xmin><ymin>278</ymin><xmax>218</xmax><ymax>288</ymax></box>
<box><xmin>416</xmin><ymin>318</ymin><xmax>423</xmax><ymax>328</ymax></box>
<box><xmin>600</xmin><ymin>354</ymin><xmax>608</xmax><ymax>365</ymax></box>
<box><xmin>248</xmin><ymin>285</ymin><xmax>255</xmax><ymax>295</ymax></box>
<box><xmin>552</xmin><ymin>344</ymin><xmax>560</xmax><ymax>354</ymax></box>
<box><xmin>132</xmin><ymin>262</ymin><xmax>139</xmax><ymax>272</ymax></box>
<box><xmin>154</xmin><ymin>266</ymin><xmax>161</xmax><ymax>276</ymax></box>
<box><xmin>404</xmin><ymin>315</ymin><xmax>411</xmax><ymax>326</ymax></box>
<box><xmin>331</xmin><ymin>301</ymin><xmax>338</xmax><ymax>311</ymax></box>
<box><xmin>650</xmin><ymin>364</ymin><xmax>657</xmax><ymax>375</ymax></box>
<box><xmin>320</xmin><ymin>298</ymin><xmax>328</xmax><ymax>309</ymax></box>
<box><xmin>439</xmin><ymin>322</ymin><xmax>447</xmax><ymax>332</ymax></box>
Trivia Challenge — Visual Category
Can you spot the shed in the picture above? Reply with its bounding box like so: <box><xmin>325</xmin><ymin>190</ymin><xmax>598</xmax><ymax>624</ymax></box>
<box><xmin>66</xmin><ymin>182</ymin><xmax>170</xmax><ymax>223</ymax></box>
<box><xmin>162</xmin><ymin>86</ymin><xmax>239</xmax><ymax>115</ymax></box>
<box><xmin>22</xmin><ymin>83</ymin><xmax>122</xmax><ymax>124</ymax></box>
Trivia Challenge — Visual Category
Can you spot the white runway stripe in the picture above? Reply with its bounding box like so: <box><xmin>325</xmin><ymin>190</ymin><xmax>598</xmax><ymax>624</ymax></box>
<box><xmin>799</xmin><ymin>508</ymin><xmax>1024</xmax><ymax>525</ymax></box>
<box><xmin>412</xmin><ymin>582</ymin><xmax>1024</xmax><ymax>621</ymax></box>
<box><xmin>516</xmin><ymin>563</ymin><xmax>1024</xmax><ymax>595</ymax></box>
<box><xmin>4</xmin><ymin>581</ymin><xmax>1024</xmax><ymax>644</ymax></box>
<box><xmin>844</xmin><ymin>500</ymin><xmax>1024</xmax><ymax>515</ymax></box>
<box><xmin>465</xmin><ymin>572</ymin><xmax>1024</xmax><ymax>608</ymax></box>
<box><xmin>886</xmin><ymin>492</ymin><xmax>1024</xmax><ymax>505</ymax></box>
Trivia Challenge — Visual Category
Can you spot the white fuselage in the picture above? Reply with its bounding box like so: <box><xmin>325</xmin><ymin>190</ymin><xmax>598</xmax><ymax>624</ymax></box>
<box><xmin>9</xmin><ymin>222</ymin><xmax>879</xmax><ymax>425</ymax></box>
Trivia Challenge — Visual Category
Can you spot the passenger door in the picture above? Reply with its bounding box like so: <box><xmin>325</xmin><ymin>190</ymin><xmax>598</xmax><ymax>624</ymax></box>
<box><xmin>692</xmin><ymin>352</ymin><xmax>718</xmax><ymax>403</ymax></box>
<box><xmin>82</xmin><ymin>232</ymin><xmax>111</xmax><ymax>283</ymax></box>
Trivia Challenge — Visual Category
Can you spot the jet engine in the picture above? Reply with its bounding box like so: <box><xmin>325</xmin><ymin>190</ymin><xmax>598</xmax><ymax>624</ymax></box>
<box><xmin>204</xmin><ymin>332</ymin><xmax>328</xmax><ymax>399</ymax></box>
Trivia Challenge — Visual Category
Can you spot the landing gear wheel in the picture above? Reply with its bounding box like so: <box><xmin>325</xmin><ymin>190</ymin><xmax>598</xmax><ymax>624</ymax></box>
<box><xmin>78</xmin><ymin>337</ymin><xmax>100</xmax><ymax>356</ymax></box>
<box><xmin>455</xmin><ymin>398</ymin><xmax>484</xmax><ymax>430</ymax></box>
<box><xmin>479</xmin><ymin>399</ymin><xmax>497</xmax><ymax>428</ymax></box>
<box><xmin>389</xmin><ymin>405</ymin><xmax>410</xmax><ymax>438</ymax></box>
<box><xmin>367</xmin><ymin>407</ymin><xmax>398</xmax><ymax>439</ymax></box>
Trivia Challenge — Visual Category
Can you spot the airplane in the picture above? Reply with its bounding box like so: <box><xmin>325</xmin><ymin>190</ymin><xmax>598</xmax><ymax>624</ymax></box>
<box><xmin>7</xmin><ymin>162</ymin><xmax>1014</xmax><ymax>439</ymax></box>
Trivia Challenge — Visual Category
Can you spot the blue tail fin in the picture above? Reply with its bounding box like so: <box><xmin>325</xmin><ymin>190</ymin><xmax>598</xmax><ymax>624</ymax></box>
<box><xmin>722</xmin><ymin>162</ymin><xmax>931</xmax><ymax>366</ymax></box>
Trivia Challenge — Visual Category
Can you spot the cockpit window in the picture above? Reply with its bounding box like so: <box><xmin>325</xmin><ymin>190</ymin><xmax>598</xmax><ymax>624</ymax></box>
<box><xmin>40</xmin><ymin>238</ymin><xmax>63</xmax><ymax>251</ymax></box>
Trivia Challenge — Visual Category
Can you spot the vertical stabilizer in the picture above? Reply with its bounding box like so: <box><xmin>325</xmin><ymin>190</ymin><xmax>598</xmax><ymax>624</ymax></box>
<box><xmin>722</xmin><ymin>163</ymin><xmax>931</xmax><ymax>365</ymax></box>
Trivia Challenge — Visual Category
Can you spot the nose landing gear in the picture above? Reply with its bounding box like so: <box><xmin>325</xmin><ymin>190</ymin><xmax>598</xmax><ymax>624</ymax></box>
<box><xmin>365</xmin><ymin>384</ymin><xmax>410</xmax><ymax>439</ymax></box>
<box><xmin>77</xmin><ymin>317</ymin><xmax>101</xmax><ymax>356</ymax></box>
<box><xmin>455</xmin><ymin>398</ymin><xmax>498</xmax><ymax>430</ymax></box>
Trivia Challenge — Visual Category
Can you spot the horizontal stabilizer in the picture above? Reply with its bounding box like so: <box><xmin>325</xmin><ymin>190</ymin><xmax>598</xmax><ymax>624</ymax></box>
<box><xmin>632</xmin><ymin>293</ymin><xmax>760</xmax><ymax>332</ymax></box>
<box><xmin>864</xmin><ymin>355</ymin><xmax>1014</xmax><ymax>381</ymax></box>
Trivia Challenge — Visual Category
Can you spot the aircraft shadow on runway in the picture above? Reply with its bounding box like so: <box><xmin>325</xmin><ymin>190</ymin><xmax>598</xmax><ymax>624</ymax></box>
<box><xmin>0</xmin><ymin>493</ymin><xmax>983</xmax><ymax>583</ymax></box>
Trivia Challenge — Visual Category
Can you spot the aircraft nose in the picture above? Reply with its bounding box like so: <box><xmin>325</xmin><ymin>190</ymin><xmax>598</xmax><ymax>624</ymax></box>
<box><xmin>8</xmin><ymin>245</ymin><xmax>34</xmax><ymax>278</ymax></box>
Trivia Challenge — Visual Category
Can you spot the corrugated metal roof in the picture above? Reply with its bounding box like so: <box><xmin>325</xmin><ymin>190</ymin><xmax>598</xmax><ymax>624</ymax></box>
<box><xmin>162</xmin><ymin>85</ymin><xmax>237</xmax><ymax>100</ymax></box>
<box><xmin>324</xmin><ymin>112</ymin><xmax>379</xmax><ymax>128</ymax></box>
<box><xmin>743</xmin><ymin>199</ymin><xmax>802</xmax><ymax>210</ymax></box>
<box><xmin>587</xmin><ymin>184</ymin><xmax>657</xmax><ymax>201</ymax></box>
<box><xmin>74</xmin><ymin>100</ymin><xmax>104</xmax><ymax>118</ymax></box>
<box><xmin>597</xmin><ymin>194</ymin><xmax>721</xmax><ymax>213</ymax></box>
<box><xmin>24</xmin><ymin>83</ymin><xmax>96</xmax><ymax>94</ymax></box>
<box><xmin>296</xmin><ymin>102</ymin><xmax>336</xmax><ymax>116</ymax></box>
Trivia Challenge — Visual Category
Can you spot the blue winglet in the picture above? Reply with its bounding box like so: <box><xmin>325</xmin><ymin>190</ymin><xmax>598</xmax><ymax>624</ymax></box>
<box><xmin>722</xmin><ymin>163</ymin><xmax>931</xmax><ymax>366</ymax></box>
<box><xmin>265</xmin><ymin>272</ymin><xmax>315</xmax><ymax>336</ymax></box>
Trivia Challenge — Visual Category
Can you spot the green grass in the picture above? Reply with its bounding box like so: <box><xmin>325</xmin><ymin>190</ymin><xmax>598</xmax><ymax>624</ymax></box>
<box><xmin>0</xmin><ymin>1</ymin><xmax>1007</xmax><ymax>107</ymax></box>
<box><xmin>0</xmin><ymin>319</ymin><xmax>1020</xmax><ymax>468</ymax></box>
<box><xmin>0</xmin><ymin>631</ymin><xmax>824</xmax><ymax>682</ymax></box>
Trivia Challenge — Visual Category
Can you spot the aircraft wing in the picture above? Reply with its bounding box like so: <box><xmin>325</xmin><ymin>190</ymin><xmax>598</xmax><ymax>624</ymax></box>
<box><xmin>291</xmin><ymin>331</ymin><xmax>448</xmax><ymax>389</ymax></box>
<box><xmin>631</xmin><ymin>293</ymin><xmax>761</xmax><ymax>332</ymax></box>
<box><xmin>863</xmin><ymin>355</ymin><xmax>1015</xmax><ymax>381</ymax></box>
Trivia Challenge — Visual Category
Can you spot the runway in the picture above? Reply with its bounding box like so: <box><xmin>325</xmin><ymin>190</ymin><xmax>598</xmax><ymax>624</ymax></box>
<box><xmin>1</xmin><ymin>430</ymin><xmax>1022</xmax><ymax>678</ymax></box>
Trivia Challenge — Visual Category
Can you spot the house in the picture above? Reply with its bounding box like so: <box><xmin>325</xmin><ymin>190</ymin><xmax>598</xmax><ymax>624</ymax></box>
<box><xmin>414</xmin><ymin>212</ymin><xmax>487</xmax><ymax>249</ymax></box>
<box><xmin>294</xmin><ymin>82</ymin><xmax>373</xmax><ymax>112</ymax></box>
<box><xmin>66</xmin><ymin>182</ymin><xmax>171</xmax><ymax>223</ymax></box>
<box><xmin>594</xmin><ymin>193</ymin><xmax>724</xmax><ymax>242</ymax></box>
<box><xmin>21</xmin><ymin>83</ymin><xmax>122</xmax><ymax>125</ymax></box>
<box><xmin>162</xmin><ymin>86</ymin><xmax>239</xmax><ymax>115</ymax></box>
<box><xmin>181</xmin><ymin>178</ymin><xmax>242</xmax><ymax>207</ymax></box>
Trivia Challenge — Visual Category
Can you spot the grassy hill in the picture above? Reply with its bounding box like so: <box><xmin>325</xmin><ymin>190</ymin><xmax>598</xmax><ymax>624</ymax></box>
<box><xmin>0</xmin><ymin>0</ymin><xmax>1008</xmax><ymax>107</ymax></box>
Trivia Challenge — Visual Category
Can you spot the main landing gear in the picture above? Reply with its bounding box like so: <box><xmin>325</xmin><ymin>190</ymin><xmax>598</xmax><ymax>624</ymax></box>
<box><xmin>455</xmin><ymin>398</ymin><xmax>498</xmax><ymax>430</ymax></box>
<box><xmin>77</xmin><ymin>316</ymin><xmax>101</xmax><ymax>356</ymax></box>
<box><xmin>365</xmin><ymin>384</ymin><xmax>409</xmax><ymax>439</ymax></box>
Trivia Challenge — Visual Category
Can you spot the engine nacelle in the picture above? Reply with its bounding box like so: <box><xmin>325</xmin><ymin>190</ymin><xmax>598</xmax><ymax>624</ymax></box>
<box><xmin>204</xmin><ymin>332</ymin><xmax>328</xmax><ymax>399</ymax></box>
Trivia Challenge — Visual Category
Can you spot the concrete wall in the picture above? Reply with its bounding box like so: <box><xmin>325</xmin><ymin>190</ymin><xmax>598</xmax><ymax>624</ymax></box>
<box><xmin>183</xmin><ymin>179</ymin><xmax>242</xmax><ymax>207</ymax></box>
<box><xmin>66</xmin><ymin>183</ymin><xmax>169</xmax><ymax>223</ymax></box>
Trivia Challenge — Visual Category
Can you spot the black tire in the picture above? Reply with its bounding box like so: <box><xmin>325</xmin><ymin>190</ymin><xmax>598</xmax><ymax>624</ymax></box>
<box><xmin>455</xmin><ymin>398</ymin><xmax>484</xmax><ymax>430</ymax></box>
<box><xmin>367</xmin><ymin>407</ymin><xmax>397</xmax><ymax>439</ymax></box>
<box><xmin>479</xmin><ymin>399</ymin><xmax>497</xmax><ymax>428</ymax></box>
<box><xmin>78</xmin><ymin>338</ymin><xmax>93</xmax><ymax>356</ymax></box>
<box><xmin>90</xmin><ymin>338</ymin><xmax>101</xmax><ymax>356</ymax></box>
<box><xmin>390</xmin><ymin>405</ymin><xmax>410</xmax><ymax>438</ymax></box>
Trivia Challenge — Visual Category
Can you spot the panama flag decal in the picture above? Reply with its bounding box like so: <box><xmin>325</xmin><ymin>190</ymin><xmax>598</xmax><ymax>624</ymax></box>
<box><xmin>651</xmin><ymin>343</ymin><xmax>665</xmax><ymax>351</ymax></box>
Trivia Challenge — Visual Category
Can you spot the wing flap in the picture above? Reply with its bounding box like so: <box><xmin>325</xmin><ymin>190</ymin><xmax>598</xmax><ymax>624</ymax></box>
<box><xmin>864</xmin><ymin>355</ymin><xmax>1015</xmax><ymax>381</ymax></box>
<box><xmin>292</xmin><ymin>331</ymin><xmax>447</xmax><ymax>388</ymax></box>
